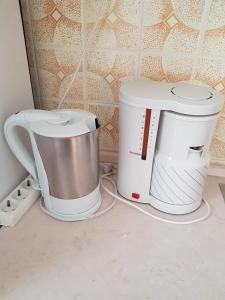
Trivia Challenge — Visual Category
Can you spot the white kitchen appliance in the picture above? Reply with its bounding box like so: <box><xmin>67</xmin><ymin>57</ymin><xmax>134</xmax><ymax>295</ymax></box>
<box><xmin>4</xmin><ymin>109</ymin><xmax>101</xmax><ymax>221</ymax></box>
<box><xmin>117</xmin><ymin>80</ymin><xmax>224</xmax><ymax>214</ymax></box>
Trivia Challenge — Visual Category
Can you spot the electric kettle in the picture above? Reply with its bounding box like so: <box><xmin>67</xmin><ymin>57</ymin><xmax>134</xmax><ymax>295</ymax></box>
<box><xmin>4</xmin><ymin>109</ymin><xmax>101</xmax><ymax>221</ymax></box>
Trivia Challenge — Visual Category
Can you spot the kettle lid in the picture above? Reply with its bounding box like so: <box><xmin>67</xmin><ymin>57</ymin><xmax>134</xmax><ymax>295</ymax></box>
<box><xmin>30</xmin><ymin>109</ymin><xmax>98</xmax><ymax>138</ymax></box>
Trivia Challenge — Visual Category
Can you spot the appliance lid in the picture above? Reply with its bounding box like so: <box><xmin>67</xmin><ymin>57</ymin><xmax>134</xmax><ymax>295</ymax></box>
<box><xmin>171</xmin><ymin>84</ymin><xmax>213</xmax><ymax>101</ymax></box>
<box><xmin>120</xmin><ymin>79</ymin><xmax>224</xmax><ymax>116</ymax></box>
<box><xmin>30</xmin><ymin>109</ymin><xmax>98</xmax><ymax>138</ymax></box>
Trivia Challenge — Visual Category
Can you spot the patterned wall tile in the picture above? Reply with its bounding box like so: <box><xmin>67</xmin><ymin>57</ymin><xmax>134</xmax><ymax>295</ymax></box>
<box><xmin>143</xmin><ymin>1</ymin><xmax>172</xmax><ymax>26</ymax></box>
<box><xmin>20</xmin><ymin>0</ymin><xmax>225</xmax><ymax>163</ymax></box>
<box><xmin>142</xmin><ymin>0</ymin><xmax>202</xmax><ymax>83</ymax></box>
<box><xmin>207</xmin><ymin>0</ymin><xmax>225</xmax><ymax>30</ymax></box>
<box><xmin>89</xmin><ymin>104</ymin><xmax>119</xmax><ymax>151</ymax></box>
<box><xmin>36</xmin><ymin>47</ymin><xmax>83</xmax><ymax>74</ymax></box>
<box><xmin>171</xmin><ymin>0</ymin><xmax>204</xmax><ymax>30</ymax></box>
<box><xmin>143</xmin><ymin>23</ymin><xmax>170</xmax><ymax>51</ymax></box>
<box><xmin>83</xmin><ymin>0</ymin><xmax>116</xmax><ymax>24</ymax></box>
<box><xmin>53</xmin><ymin>0</ymin><xmax>81</xmax><ymax>22</ymax></box>
<box><xmin>32</xmin><ymin>16</ymin><xmax>55</xmax><ymax>46</ymax></box>
<box><xmin>163</xmin><ymin>24</ymin><xmax>199</xmax><ymax>57</ymax></box>
<box><xmin>37</xmin><ymin>67</ymin><xmax>84</xmax><ymax>103</ymax></box>
<box><xmin>201</xmin><ymin>28</ymin><xmax>225</xmax><ymax>59</ymax></box>
<box><xmin>195</xmin><ymin>58</ymin><xmax>225</xmax><ymax>87</ymax></box>
<box><xmin>41</xmin><ymin>98</ymin><xmax>84</xmax><ymax>110</ymax></box>
<box><xmin>220</xmin><ymin>89</ymin><xmax>225</xmax><ymax>115</ymax></box>
<box><xmin>210</xmin><ymin>138</ymin><xmax>225</xmax><ymax>165</ymax></box>
<box><xmin>143</xmin><ymin>1</ymin><xmax>172</xmax><ymax>54</ymax></box>
<box><xmin>141</xmin><ymin>54</ymin><xmax>165</xmax><ymax>81</ymax></box>
<box><xmin>37</xmin><ymin>68</ymin><xmax>60</xmax><ymax>98</ymax></box>
<box><xmin>25</xmin><ymin>0</ymin><xmax>84</xmax><ymax>109</ymax></box>
<box><xmin>210</xmin><ymin>109</ymin><xmax>225</xmax><ymax>165</ymax></box>
<box><xmin>87</xmin><ymin>50</ymin><xmax>137</xmax><ymax>102</ymax></box>
<box><xmin>214</xmin><ymin>116</ymin><xmax>225</xmax><ymax>142</ymax></box>
<box><xmin>191</xmin><ymin>0</ymin><xmax>225</xmax><ymax>164</ymax></box>
<box><xmin>20</xmin><ymin>0</ymin><xmax>39</xmax><ymax>98</ymax></box>
<box><xmin>162</xmin><ymin>25</ymin><xmax>199</xmax><ymax>82</ymax></box>
<box><xmin>86</xmin><ymin>0</ymin><xmax>141</xmax><ymax>49</ymax></box>
<box><xmin>194</xmin><ymin>27</ymin><xmax>225</xmax><ymax>87</ymax></box>
<box><xmin>36</xmin><ymin>48</ymin><xmax>60</xmax><ymax>73</ymax></box>
<box><xmin>33</xmin><ymin>15</ymin><xmax>82</xmax><ymax>49</ymax></box>
<box><xmin>163</xmin><ymin>57</ymin><xmax>195</xmax><ymax>83</ymax></box>
<box><xmin>29</xmin><ymin>0</ymin><xmax>55</xmax><ymax>20</ymax></box>
<box><xmin>29</xmin><ymin>0</ymin><xmax>82</xmax><ymax>49</ymax></box>
<box><xmin>29</xmin><ymin>66</ymin><xmax>40</xmax><ymax>98</ymax></box>
<box><xmin>34</xmin><ymin>42</ymin><xmax>83</xmax><ymax>104</ymax></box>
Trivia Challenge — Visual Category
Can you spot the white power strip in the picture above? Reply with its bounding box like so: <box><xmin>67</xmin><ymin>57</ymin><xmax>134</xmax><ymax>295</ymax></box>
<box><xmin>0</xmin><ymin>175</ymin><xmax>41</xmax><ymax>227</ymax></box>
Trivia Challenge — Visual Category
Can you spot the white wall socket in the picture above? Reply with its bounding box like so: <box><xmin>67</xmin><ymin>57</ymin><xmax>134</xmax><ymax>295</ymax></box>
<box><xmin>0</xmin><ymin>175</ymin><xmax>41</xmax><ymax>227</ymax></box>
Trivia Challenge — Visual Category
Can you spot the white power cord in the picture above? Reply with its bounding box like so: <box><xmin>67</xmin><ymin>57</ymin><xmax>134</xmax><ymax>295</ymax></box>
<box><xmin>57</xmin><ymin>0</ymin><xmax>107</xmax><ymax>109</ymax></box>
<box><xmin>100</xmin><ymin>171</ymin><xmax>211</xmax><ymax>225</ymax></box>
<box><xmin>88</xmin><ymin>173</ymin><xmax>117</xmax><ymax>218</ymax></box>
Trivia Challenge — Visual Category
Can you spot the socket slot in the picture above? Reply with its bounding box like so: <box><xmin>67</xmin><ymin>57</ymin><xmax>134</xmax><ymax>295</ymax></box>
<box><xmin>22</xmin><ymin>178</ymin><xmax>36</xmax><ymax>190</ymax></box>
<box><xmin>0</xmin><ymin>199</ymin><xmax>18</xmax><ymax>213</ymax></box>
<box><xmin>12</xmin><ymin>188</ymin><xmax>29</xmax><ymax>201</ymax></box>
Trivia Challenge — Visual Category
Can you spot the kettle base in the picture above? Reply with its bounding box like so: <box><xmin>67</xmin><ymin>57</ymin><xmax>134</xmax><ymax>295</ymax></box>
<box><xmin>40</xmin><ymin>185</ymin><xmax>101</xmax><ymax>221</ymax></box>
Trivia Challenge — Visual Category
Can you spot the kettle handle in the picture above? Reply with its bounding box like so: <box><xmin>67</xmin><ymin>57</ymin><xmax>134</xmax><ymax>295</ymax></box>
<box><xmin>4</xmin><ymin>111</ymin><xmax>37</xmax><ymax>179</ymax></box>
<box><xmin>4</xmin><ymin>109</ymin><xmax>71</xmax><ymax>180</ymax></box>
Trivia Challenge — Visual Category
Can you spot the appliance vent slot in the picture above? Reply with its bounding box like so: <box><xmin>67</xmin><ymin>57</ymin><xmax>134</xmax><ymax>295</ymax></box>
<box><xmin>189</xmin><ymin>146</ymin><xmax>204</xmax><ymax>151</ymax></box>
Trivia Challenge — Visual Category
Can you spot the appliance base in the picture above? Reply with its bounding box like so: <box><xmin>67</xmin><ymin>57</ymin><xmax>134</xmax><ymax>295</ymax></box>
<box><xmin>149</xmin><ymin>195</ymin><xmax>202</xmax><ymax>215</ymax></box>
<box><xmin>40</xmin><ymin>185</ymin><xmax>101</xmax><ymax>221</ymax></box>
<box><xmin>117</xmin><ymin>188</ymin><xmax>202</xmax><ymax>215</ymax></box>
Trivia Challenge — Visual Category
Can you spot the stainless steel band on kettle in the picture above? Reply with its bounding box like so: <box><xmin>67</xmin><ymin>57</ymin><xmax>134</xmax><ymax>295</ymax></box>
<box><xmin>34</xmin><ymin>130</ymin><xmax>99</xmax><ymax>200</ymax></box>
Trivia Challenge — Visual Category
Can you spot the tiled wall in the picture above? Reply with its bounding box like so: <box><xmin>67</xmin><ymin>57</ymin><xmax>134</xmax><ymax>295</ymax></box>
<box><xmin>20</xmin><ymin>0</ymin><xmax>225</xmax><ymax>165</ymax></box>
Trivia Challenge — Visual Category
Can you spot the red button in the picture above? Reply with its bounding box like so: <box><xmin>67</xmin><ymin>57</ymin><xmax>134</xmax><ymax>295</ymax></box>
<box><xmin>132</xmin><ymin>193</ymin><xmax>140</xmax><ymax>199</ymax></box>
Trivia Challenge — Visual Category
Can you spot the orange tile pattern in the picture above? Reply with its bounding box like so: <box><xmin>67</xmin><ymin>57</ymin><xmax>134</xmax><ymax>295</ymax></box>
<box><xmin>20</xmin><ymin>0</ymin><xmax>225</xmax><ymax>164</ymax></box>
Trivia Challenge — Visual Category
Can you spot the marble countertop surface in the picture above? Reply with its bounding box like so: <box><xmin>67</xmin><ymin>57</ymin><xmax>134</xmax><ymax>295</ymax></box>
<box><xmin>1</xmin><ymin>175</ymin><xmax>225</xmax><ymax>300</ymax></box>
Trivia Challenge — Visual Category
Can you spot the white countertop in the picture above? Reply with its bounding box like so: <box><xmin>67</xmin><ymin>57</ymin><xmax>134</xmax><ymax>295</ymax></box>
<box><xmin>1</xmin><ymin>175</ymin><xmax>225</xmax><ymax>300</ymax></box>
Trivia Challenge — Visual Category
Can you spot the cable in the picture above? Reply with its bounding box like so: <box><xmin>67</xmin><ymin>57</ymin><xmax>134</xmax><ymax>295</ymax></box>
<box><xmin>88</xmin><ymin>173</ymin><xmax>117</xmax><ymax>219</ymax></box>
<box><xmin>100</xmin><ymin>173</ymin><xmax>211</xmax><ymax>225</ymax></box>
<box><xmin>57</xmin><ymin>0</ymin><xmax>107</xmax><ymax>109</ymax></box>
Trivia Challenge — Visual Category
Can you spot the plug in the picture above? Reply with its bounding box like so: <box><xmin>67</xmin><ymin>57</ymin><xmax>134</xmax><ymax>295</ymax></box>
<box><xmin>103</xmin><ymin>163</ymin><xmax>113</xmax><ymax>174</ymax></box>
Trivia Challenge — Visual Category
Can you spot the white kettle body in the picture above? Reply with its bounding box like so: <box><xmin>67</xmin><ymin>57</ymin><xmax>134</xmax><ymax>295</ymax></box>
<box><xmin>4</xmin><ymin>109</ymin><xmax>101</xmax><ymax>221</ymax></box>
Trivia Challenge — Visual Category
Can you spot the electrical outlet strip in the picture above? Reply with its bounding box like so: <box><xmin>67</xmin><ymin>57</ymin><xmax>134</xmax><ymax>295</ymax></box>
<box><xmin>0</xmin><ymin>176</ymin><xmax>41</xmax><ymax>227</ymax></box>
